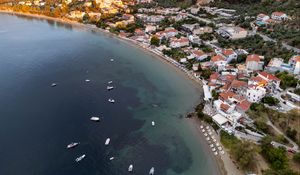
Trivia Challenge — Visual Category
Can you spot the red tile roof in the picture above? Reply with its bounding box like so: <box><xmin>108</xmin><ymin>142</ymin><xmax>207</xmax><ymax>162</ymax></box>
<box><xmin>209</xmin><ymin>72</ymin><xmax>220</xmax><ymax>80</ymax></box>
<box><xmin>219</xmin><ymin>91</ymin><xmax>235</xmax><ymax>100</ymax></box>
<box><xmin>222</xmin><ymin>49</ymin><xmax>235</xmax><ymax>56</ymax></box>
<box><xmin>246</xmin><ymin>54</ymin><xmax>260</xmax><ymax>62</ymax></box>
<box><xmin>258</xmin><ymin>71</ymin><xmax>280</xmax><ymax>81</ymax></box>
<box><xmin>230</xmin><ymin>80</ymin><xmax>247</xmax><ymax>89</ymax></box>
<box><xmin>237</xmin><ymin>100</ymin><xmax>251</xmax><ymax>111</ymax></box>
<box><xmin>211</xmin><ymin>55</ymin><xmax>225</xmax><ymax>62</ymax></box>
<box><xmin>220</xmin><ymin>103</ymin><xmax>230</xmax><ymax>112</ymax></box>
<box><xmin>192</xmin><ymin>50</ymin><xmax>205</xmax><ymax>57</ymax></box>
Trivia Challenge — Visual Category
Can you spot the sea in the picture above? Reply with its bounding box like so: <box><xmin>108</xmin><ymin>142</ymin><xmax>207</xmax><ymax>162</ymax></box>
<box><xmin>0</xmin><ymin>13</ymin><xmax>219</xmax><ymax>175</ymax></box>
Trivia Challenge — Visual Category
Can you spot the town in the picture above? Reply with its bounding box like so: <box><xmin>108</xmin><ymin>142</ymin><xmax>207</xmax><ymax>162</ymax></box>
<box><xmin>0</xmin><ymin>0</ymin><xmax>299</xmax><ymax>174</ymax></box>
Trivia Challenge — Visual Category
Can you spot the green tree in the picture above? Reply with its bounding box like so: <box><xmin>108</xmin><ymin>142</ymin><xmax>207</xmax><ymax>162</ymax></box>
<box><xmin>261</xmin><ymin>96</ymin><xmax>279</xmax><ymax>106</ymax></box>
<box><xmin>150</xmin><ymin>36</ymin><xmax>160</xmax><ymax>46</ymax></box>
<box><xmin>293</xmin><ymin>152</ymin><xmax>300</xmax><ymax>164</ymax></box>
<box><xmin>231</xmin><ymin>141</ymin><xmax>257</xmax><ymax>170</ymax></box>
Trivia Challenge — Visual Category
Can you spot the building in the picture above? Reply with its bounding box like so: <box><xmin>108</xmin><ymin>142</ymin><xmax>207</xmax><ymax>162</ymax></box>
<box><xmin>193</xmin><ymin>26</ymin><xmax>213</xmax><ymax>35</ymax></box>
<box><xmin>191</xmin><ymin>50</ymin><xmax>208</xmax><ymax>61</ymax></box>
<box><xmin>217</xmin><ymin>26</ymin><xmax>248</xmax><ymax>40</ymax></box>
<box><xmin>246</xmin><ymin>85</ymin><xmax>266</xmax><ymax>103</ymax></box>
<box><xmin>271</xmin><ymin>12</ymin><xmax>288</xmax><ymax>21</ymax></box>
<box><xmin>188</xmin><ymin>35</ymin><xmax>201</xmax><ymax>44</ymax></box>
<box><xmin>69</xmin><ymin>11</ymin><xmax>86</xmax><ymax>19</ymax></box>
<box><xmin>145</xmin><ymin>25</ymin><xmax>157</xmax><ymax>33</ymax></box>
<box><xmin>192</xmin><ymin>63</ymin><xmax>199</xmax><ymax>71</ymax></box>
<box><xmin>257</xmin><ymin>71</ymin><xmax>281</xmax><ymax>89</ymax></box>
<box><xmin>211</xmin><ymin>55</ymin><xmax>227</xmax><ymax>71</ymax></box>
<box><xmin>257</xmin><ymin>13</ymin><xmax>270</xmax><ymax>21</ymax></box>
<box><xmin>246</xmin><ymin>54</ymin><xmax>264</xmax><ymax>71</ymax></box>
<box><xmin>289</xmin><ymin>55</ymin><xmax>300</xmax><ymax>75</ymax></box>
<box><xmin>221</xmin><ymin>49</ymin><xmax>237</xmax><ymax>63</ymax></box>
<box><xmin>169</xmin><ymin>37</ymin><xmax>189</xmax><ymax>48</ymax></box>
<box><xmin>265</xmin><ymin>58</ymin><xmax>293</xmax><ymax>73</ymax></box>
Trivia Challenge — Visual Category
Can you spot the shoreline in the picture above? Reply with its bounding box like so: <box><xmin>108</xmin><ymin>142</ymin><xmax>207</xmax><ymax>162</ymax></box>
<box><xmin>0</xmin><ymin>10</ymin><xmax>229</xmax><ymax>175</ymax></box>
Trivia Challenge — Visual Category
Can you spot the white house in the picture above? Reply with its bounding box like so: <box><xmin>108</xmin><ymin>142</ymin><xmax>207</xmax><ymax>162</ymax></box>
<box><xmin>169</xmin><ymin>37</ymin><xmax>189</xmax><ymax>48</ymax></box>
<box><xmin>192</xmin><ymin>63</ymin><xmax>199</xmax><ymax>71</ymax></box>
<box><xmin>257</xmin><ymin>13</ymin><xmax>270</xmax><ymax>21</ymax></box>
<box><xmin>246</xmin><ymin>54</ymin><xmax>264</xmax><ymax>71</ymax></box>
<box><xmin>289</xmin><ymin>55</ymin><xmax>300</xmax><ymax>75</ymax></box>
<box><xmin>191</xmin><ymin>50</ymin><xmax>208</xmax><ymax>61</ymax></box>
<box><xmin>145</xmin><ymin>25</ymin><xmax>157</xmax><ymax>33</ymax></box>
<box><xmin>257</xmin><ymin>71</ymin><xmax>281</xmax><ymax>89</ymax></box>
<box><xmin>222</xmin><ymin>49</ymin><xmax>237</xmax><ymax>63</ymax></box>
<box><xmin>188</xmin><ymin>35</ymin><xmax>201</xmax><ymax>44</ymax></box>
<box><xmin>217</xmin><ymin>26</ymin><xmax>248</xmax><ymax>40</ymax></box>
<box><xmin>246</xmin><ymin>85</ymin><xmax>266</xmax><ymax>103</ymax></box>
<box><xmin>211</xmin><ymin>55</ymin><xmax>227</xmax><ymax>71</ymax></box>
<box><xmin>69</xmin><ymin>11</ymin><xmax>86</xmax><ymax>19</ymax></box>
<box><xmin>271</xmin><ymin>12</ymin><xmax>288</xmax><ymax>21</ymax></box>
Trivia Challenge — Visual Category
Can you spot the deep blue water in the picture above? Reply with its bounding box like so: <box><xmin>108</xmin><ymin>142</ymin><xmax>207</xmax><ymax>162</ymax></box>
<box><xmin>0</xmin><ymin>13</ymin><xmax>219</xmax><ymax>175</ymax></box>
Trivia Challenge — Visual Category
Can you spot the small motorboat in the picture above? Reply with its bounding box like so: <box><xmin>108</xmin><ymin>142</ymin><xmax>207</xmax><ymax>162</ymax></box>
<box><xmin>85</xmin><ymin>79</ymin><xmax>91</xmax><ymax>82</ymax></box>
<box><xmin>90</xmin><ymin>117</ymin><xmax>100</xmax><ymax>122</ymax></box>
<box><xmin>109</xmin><ymin>157</ymin><xmax>114</xmax><ymax>161</ymax></box>
<box><xmin>51</xmin><ymin>83</ymin><xmax>57</xmax><ymax>87</ymax></box>
<box><xmin>67</xmin><ymin>142</ymin><xmax>79</xmax><ymax>149</ymax></box>
<box><xmin>105</xmin><ymin>138</ymin><xmax>110</xmax><ymax>145</ymax></box>
<box><xmin>149</xmin><ymin>167</ymin><xmax>155</xmax><ymax>175</ymax></box>
<box><xmin>128</xmin><ymin>164</ymin><xmax>133</xmax><ymax>172</ymax></box>
<box><xmin>107</xmin><ymin>86</ymin><xmax>114</xmax><ymax>90</ymax></box>
<box><xmin>110</xmin><ymin>59</ymin><xmax>114</xmax><ymax>62</ymax></box>
<box><xmin>151</xmin><ymin>121</ymin><xmax>155</xmax><ymax>126</ymax></box>
<box><xmin>75</xmin><ymin>154</ymin><xmax>86</xmax><ymax>162</ymax></box>
<box><xmin>108</xmin><ymin>81</ymin><xmax>113</xmax><ymax>84</ymax></box>
<box><xmin>108</xmin><ymin>98</ymin><xmax>115</xmax><ymax>103</ymax></box>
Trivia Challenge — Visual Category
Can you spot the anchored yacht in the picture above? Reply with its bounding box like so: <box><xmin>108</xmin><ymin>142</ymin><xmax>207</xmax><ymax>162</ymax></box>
<box><xmin>75</xmin><ymin>154</ymin><xmax>86</xmax><ymax>162</ymax></box>
<box><xmin>67</xmin><ymin>142</ymin><xmax>79</xmax><ymax>149</ymax></box>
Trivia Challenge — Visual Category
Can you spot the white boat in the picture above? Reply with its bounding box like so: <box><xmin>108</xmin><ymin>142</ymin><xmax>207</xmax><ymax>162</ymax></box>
<box><xmin>75</xmin><ymin>154</ymin><xmax>86</xmax><ymax>162</ymax></box>
<box><xmin>85</xmin><ymin>79</ymin><xmax>90</xmax><ymax>82</ymax></box>
<box><xmin>51</xmin><ymin>83</ymin><xmax>57</xmax><ymax>87</ymax></box>
<box><xmin>109</xmin><ymin>157</ymin><xmax>114</xmax><ymax>160</ymax></box>
<box><xmin>151</xmin><ymin>121</ymin><xmax>155</xmax><ymax>126</ymax></box>
<box><xmin>105</xmin><ymin>138</ymin><xmax>110</xmax><ymax>145</ymax></box>
<box><xmin>149</xmin><ymin>167</ymin><xmax>155</xmax><ymax>175</ymax></box>
<box><xmin>108</xmin><ymin>81</ymin><xmax>113</xmax><ymax>84</ymax></box>
<box><xmin>200</xmin><ymin>125</ymin><xmax>204</xmax><ymax>129</ymax></box>
<box><xmin>108</xmin><ymin>98</ymin><xmax>115</xmax><ymax>103</ymax></box>
<box><xmin>107</xmin><ymin>86</ymin><xmax>114</xmax><ymax>90</ymax></box>
<box><xmin>128</xmin><ymin>164</ymin><xmax>133</xmax><ymax>172</ymax></box>
<box><xmin>214</xmin><ymin>151</ymin><xmax>218</xmax><ymax>156</ymax></box>
<box><xmin>90</xmin><ymin>117</ymin><xmax>100</xmax><ymax>122</ymax></box>
<box><xmin>67</xmin><ymin>142</ymin><xmax>79</xmax><ymax>149</ymax></box>
<box><xmin>110</xmin><ymin>59</ymin><xmax>114</xmax><ymax>62</ymax></box>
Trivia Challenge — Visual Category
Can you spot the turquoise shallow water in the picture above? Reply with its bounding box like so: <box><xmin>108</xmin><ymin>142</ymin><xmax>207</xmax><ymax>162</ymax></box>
<box><xmin>0</xmin><ymin>13</ymin><xmax>219</xmax><ymax>175</ymax></box>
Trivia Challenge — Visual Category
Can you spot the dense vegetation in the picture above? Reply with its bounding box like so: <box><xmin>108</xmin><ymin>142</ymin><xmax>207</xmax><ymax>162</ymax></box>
<box><xmin>220</xmin><ymin>131</ymin><xmax>257</xmax><ymax>170</ymax></box>
<box><xmin>211</xmin><ymin>0</ymin><xmax>300</xmax><ymax>49</ymax></box>
<box><xmin>155</xmin><ymin>0</ymin><xmax>196</xmax><ymax>8</ymax></box>
<box><xmin>261</xmin><ymin>96</ymin><xmax>279</xmax><ymax>106</ymax></box>
<box><xmin>217</xmin><ymin>35</ymin><xmax>295</xmax><ymax>64</ymax></box>
<box><xmin>275</xmin><ymin>71</ymin><xmax>299</xmax><ymax>89</ymax></box>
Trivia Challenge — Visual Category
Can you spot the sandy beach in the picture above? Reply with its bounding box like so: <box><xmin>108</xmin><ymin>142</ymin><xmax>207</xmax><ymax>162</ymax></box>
<box><xmin>0</xmin><ymin>10</ymin><xmax>240</xmax><ymax>175</ymax></box>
